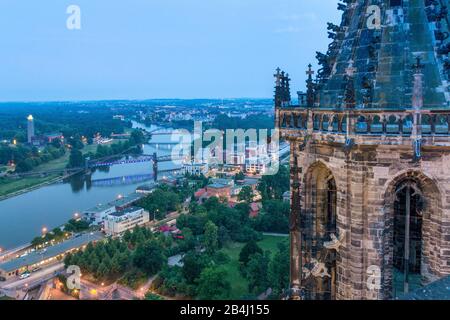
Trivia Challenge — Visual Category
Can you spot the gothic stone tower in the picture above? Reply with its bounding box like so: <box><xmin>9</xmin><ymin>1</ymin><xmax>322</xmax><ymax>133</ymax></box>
<box><xmin>275</xmin><ymin>0</ymin><xmax>450</xmax><ymax>300</ymax></box>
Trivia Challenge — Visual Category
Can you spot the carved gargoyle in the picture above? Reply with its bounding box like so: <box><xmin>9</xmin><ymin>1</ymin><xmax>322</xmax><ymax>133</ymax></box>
<box><xmin>316</xmin><ymin>51</ymin><xmax>332</xmax><ymax>80</ymax></box>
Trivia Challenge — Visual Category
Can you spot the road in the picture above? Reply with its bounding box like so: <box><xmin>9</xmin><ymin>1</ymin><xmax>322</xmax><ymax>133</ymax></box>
<box><xmin>1</xmin><ymin>263</ymin><xmax>64</xmax><ymax>291</ymax></box>
<box><xmin>80</xmin><ymin>275</ymin><xmax>157</xmax><ymax>300</ymax></box>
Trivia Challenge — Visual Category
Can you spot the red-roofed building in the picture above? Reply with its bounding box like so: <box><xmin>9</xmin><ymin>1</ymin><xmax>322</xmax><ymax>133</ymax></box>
<box><xmin>206</xmin><ymin>184</ymin><xmax>232</xmax><ymax>200</ymax></box>
<box><xmin>195</xmin><ymin>188</ymin><xmax>207</xmax><ymax>198</ymax></box>
<box><xmin>249</xmin><ymin>202</ymin><xmax>262</xmax><ymax>218</ymax></box>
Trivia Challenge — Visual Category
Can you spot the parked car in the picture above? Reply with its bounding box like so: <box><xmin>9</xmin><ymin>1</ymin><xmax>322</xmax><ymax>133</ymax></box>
<box><xmin>19</xmin><ymin>273</ymin><xmax>30</xmax><ymax>279</ymax></box>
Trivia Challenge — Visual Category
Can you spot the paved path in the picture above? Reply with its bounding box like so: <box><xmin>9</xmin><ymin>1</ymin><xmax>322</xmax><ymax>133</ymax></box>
<box><xmin>262</xmin><ymin>233</ymin><xmax>289</xmax><ymax>237</ymax></box>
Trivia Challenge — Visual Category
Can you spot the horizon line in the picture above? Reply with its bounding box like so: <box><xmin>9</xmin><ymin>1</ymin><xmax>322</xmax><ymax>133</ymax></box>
<box><xmin>0</xmin><ymin>97</ymin><xmax>275</xmax><ymax>104</ymax></box>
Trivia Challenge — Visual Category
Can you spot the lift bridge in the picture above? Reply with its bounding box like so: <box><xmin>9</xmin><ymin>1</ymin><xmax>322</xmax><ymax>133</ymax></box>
<box><xmin>87</xmin><ymin>153</ymin><xmax>183</xmax><ymax>186</ymax></box>
<box><xmin>9</xmin><ymin>151</ymin><xmax>183</xmax><ymax>180</ymax></box>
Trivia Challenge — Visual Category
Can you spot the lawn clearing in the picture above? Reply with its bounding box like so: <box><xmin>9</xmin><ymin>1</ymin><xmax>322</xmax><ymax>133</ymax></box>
<box><xmin>220</xmin><ymin>235</ymin><xmax>288</xmax><ymax>299</ymax></box>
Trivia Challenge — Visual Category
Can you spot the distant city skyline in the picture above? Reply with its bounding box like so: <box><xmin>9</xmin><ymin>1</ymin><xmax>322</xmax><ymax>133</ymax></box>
<box><xmin>0</xmin><ymin>0</ymin><xmax>340</xmax><ymax>102</ymax></box>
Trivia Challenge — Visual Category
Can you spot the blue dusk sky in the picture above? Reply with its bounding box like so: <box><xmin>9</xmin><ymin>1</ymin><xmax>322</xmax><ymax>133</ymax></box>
<box><xmin>0</xmin><ymin>0</ymin><xmax>340</xmax><ymax>102</ymax></box>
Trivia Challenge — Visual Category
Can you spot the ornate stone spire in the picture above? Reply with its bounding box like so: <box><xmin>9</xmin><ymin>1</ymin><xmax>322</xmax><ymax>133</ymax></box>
<box><xmin>412</xmin><ymin>57</ymin><xmax>425</xmax><ymax>111</ymax></box>
<box><xmin>274</xmin><ymin>68</ymin><xmax>291</xmax><ymax>108</ymax></box>
<box><xmin>306</xmin><ymin>64</ymin><xmax>315</xmax><ymax>108</ymax></box>
<box><xmin>274</xmin><ymin>67</ymin><xmax>283</xmax><ymax>108</ymax></box>
<box><xmin>344</xmin><ymin>61</ymin><xmax>356</xmax><ymax>109</ymax></box>
<box><xmin>315</xmin><ymin>0</ymin><xmax>448</xmax><ymax>109</ymax></box>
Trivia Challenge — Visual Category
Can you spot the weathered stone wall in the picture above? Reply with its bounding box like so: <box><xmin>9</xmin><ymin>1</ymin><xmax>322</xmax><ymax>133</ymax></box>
<box><xmin>289</xmin><ymin>136</ymin><xmax>450</xmax><ymax>300</ymax></box>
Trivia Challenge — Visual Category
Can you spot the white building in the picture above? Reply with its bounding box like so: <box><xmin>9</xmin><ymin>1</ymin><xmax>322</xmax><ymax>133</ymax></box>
<box><xmin>246</xmin><ymin>156</ymin><xmax>268</xmax><ymax>174</ymax></box>
<box><xmin>104</xmin><ymin>207</ymin><xmax>150</xmax><ymax>236</ymax></box>
<box><xmin>83</xmin><ymin>203</ymin><xmax>117</xmax><ymax>226</ymax></box>
<box><xmin>183</xmin><ymin>162</ymin><xmax>209</xmax><ymax>176</ymax></box>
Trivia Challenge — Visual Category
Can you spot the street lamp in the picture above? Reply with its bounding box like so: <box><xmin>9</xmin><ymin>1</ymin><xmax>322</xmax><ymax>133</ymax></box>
<box><xmin>74</xmin><ymin>212</ymin><xmax>80</xmax><ymax>220</ymax></box>
<box><xmin>42</xmin><ymin>227</ymin><xmax>48</xmax><ymax>237</ymax></box>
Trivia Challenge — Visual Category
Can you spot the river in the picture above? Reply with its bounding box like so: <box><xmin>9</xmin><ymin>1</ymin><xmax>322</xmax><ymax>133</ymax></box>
<box><xmin>0</xmin><ymin>121</ymin><xmax>178</xmax><ymax>250</ymax></box>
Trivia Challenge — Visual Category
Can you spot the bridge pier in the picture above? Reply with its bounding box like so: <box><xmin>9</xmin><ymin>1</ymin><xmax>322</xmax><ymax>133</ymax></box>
<box><xmin>153</xmin><ymin>152</ymin><xmax>158</xmax><ymax>182</ymax></box>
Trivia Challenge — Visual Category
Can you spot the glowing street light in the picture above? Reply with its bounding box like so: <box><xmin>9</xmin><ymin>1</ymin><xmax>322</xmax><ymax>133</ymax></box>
<box><xmin>42</xmin><ymin>227</ymin><xmax>48</xmax><ymax>236</ymax></box>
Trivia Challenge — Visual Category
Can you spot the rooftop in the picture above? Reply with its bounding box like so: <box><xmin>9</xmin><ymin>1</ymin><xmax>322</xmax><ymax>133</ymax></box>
<box><xmin>109</xmin><ymin>207</ymin><xmax>144</xmax><ymax>218</ymax></box>
<box><xmin>136</xmin><ymin>184</ymin><xmax>157</xmax><ymax>191</ymax></box>
<box><xmin>243</xmin><ymin>178</ymin><xmax>259</xmax><ymax>186</ymax></box>
<box><xmin>208</xmin><ymin>183</ymin><xmax>231</xmax><ymax>189</ymax></box>
<box><xmin>110</xmin><ymin>193</ymin><xmax>143</xmax><ymax>208</ymax></box>
<box><xmin>84</xmin><ymin>203</ymin><xmax>116</xmax><ymax>214</ymax></box>
<box><xmin>0</xmin><ymin>232</ymin><xmax>103</xmax><ymax>273</ymax></box>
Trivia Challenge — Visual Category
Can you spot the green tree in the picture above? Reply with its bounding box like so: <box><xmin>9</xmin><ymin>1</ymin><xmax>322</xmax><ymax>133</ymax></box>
<box><xmin>238</xmin><ymin>186</ymin><xmax>254</xmax><ymax>203</ymax></box>
<box><xmin>258</xmin><ymin>165</ymin><xmax>290</xmax><ymax>200</ymax></box>
<box><xmin>243</xmin><ymin>252</ymin><xmax>270</xmax><ymax>294</ymax></box>
<box><xmin>68</xmin><ymin>149</ymin><xmax>84</xmax><ymax>168</ymax></box>
<box><xmin>133</xmin><ymin>240</ymin><xmax>165</xmax><ymax>275</ymax></box>
<box><xmin>239</xmin><ymin>240</ymin><xmax>263</xmax><ymax>266</ymax></box>
<box><xmin>182</xmin><ymin>252</ymin><xmax>209</xmax><ymax>284</ymax></box>
<box><xmin>234</xmin><ymin>172</ymin><xmax>245</xmax><ymax>181</ymax></box>
<box><xmin>179</xmin><ymin>227</ymin><xmax>197</xmax><ymax>252</ymax></box>
<box><xmin>268</xmin><ymin>242</ymin><xmax>290</xmax><ymax>297</ymax></box>
<box><xmin>254</xmin><ymin>200</ymin><xmax>289</xmax><ymax>234</ymax></box>
<box><xmin>203</xmin><ymin>221</ymin><xmax>219</xmax><ymax>255</ymax></box>
<box><xmin>129</xmin><ymin>130</ymin><xmax>145</xmax><ymax>145</ymax></box>
<box><xmin>196</xmin><ymin>267</ymin><xmax>231</xmax><ymax>300</ymax></box>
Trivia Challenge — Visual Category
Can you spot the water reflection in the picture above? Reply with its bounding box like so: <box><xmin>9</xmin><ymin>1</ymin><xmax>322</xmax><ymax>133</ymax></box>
<box><xmin>0</xmin><ymin>121</ymin><xmax>178</xmax><ymax>250</ymax></box>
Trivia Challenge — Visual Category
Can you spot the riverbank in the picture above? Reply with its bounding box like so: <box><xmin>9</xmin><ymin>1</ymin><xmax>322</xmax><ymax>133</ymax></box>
<box><xmin>0</xmin><ymin>142</ymin><xmax>114</xmax><ymax>201</ymax></box>
<box><xmin>0</xmin><ymin>171</ymin><xmax>82</xmax><ymax>202</ymax></box>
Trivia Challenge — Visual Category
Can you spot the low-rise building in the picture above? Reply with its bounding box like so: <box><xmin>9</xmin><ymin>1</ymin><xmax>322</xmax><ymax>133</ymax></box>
<box><xmin>83</xmin><ymin>193</ymin><xmax>144</xmax><ymax>226</ymax></box>
<box><xmin>136</xmin><ymin>184</ymin><xmax>157</xmax><ymax>194</ymax></box>
<box><xmin>183</xmin><ymin>162</ymin><xmax>209</xmax><ymax>176</ymax></box>
<box><xmin>231</xmin><ymin>186</ymin><xmax>243</xmax><ymax>196</ymax></box>
<box><xmin>0</xmin><ymin>233</ymin><xmax>103</xmax><ymax>280</ymax></box>
<box><xmin>206</xmin><ymin>183</ymin><xmax>232</xmax><ymax>200</ymax></box>
<box><xmin>110</xmin><ymin>193</ymin><xmax>143</xmax><ymax>211</ymax></box>
<box><xmin>83</xmin><ymin>203</ymin><xmax>117</xmax><ymax>226</ymax></box>
<box><xmin>104</xmin><ymin>207</ymin><xmax>150</xmax><ymax>236</ymax></box>
<box><xmin>31</xmin><ymin>133</ymin><xmax>64</xmax><ymax>147</ymax></box>
<box><xmin>210</xmin><ymin>178</ymin><xmax>234</xmax><ymax>188</ymax></box>
<box><xmin>242</xmin><ymin>177</ymin><xmax>259</xmax><ymax>191</ymax></box>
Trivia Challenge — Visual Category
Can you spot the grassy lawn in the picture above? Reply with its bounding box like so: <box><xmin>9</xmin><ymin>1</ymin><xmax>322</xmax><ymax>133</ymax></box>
<box><xmin>220</xmin><ymin>235</ymin><xmax>288</xmax><ymax>299</ymax></box>
<box><xmin>0</xmin><ymin>296</ymin><xmax>14</xmax><ymax>300</ymax></box>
